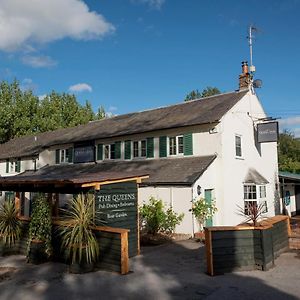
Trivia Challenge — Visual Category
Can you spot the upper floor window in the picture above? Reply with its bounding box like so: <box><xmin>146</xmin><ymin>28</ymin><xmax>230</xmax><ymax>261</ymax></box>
<box><xmin>235</xmin><ymin>135</ymin><xmax>242</xmax><ymax>157</ymax></box>
<box><xmin>133</xmin><ymin>140</ymin><xmax>147</xmax><ymax>158</ymax></box>
<box><xmin>169</xmin><ymin>135</ymin><xmax>184</xmax><ymax>156</ymax></box>
<box><xmin>55</xmin><ymin>148</ymin><xmax>73</xmax><ymax>164</ymax></box>
<box><xmin>104</xmin><ymin>144</ymin><xmax>115</xmax><ymax>160</ymax></box>
<box><xmin>6</xmin><ymin>159</ymin><xmax>21</xmax><ymax>173</ymax></box>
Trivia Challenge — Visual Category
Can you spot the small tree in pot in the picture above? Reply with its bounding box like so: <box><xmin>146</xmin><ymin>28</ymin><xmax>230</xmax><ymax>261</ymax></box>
<box><xmin>27</xmin><ymin>193</ymin><xmax>52</xmax><ymax>264</ymax></box>
<box><xmin>0</xmin><ymin>200</ymin><xmax>22</xmax><ymax>255</ymax></box>
<box><xmin>59</xmin><ymin>193</ymin><xmax>99</xmax><ymax>273</ymax></box>
<box><xmin>191</xmin><ymin>197</ymin><xmax>217</xmax><ymax>239</ymax></box>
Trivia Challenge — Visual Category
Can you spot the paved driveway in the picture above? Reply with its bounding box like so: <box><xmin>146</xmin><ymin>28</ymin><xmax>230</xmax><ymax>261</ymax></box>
<box><xmin>0</xmin><ymin>240</ymin><xmax>299</xmax><ymax>300</ymax></box>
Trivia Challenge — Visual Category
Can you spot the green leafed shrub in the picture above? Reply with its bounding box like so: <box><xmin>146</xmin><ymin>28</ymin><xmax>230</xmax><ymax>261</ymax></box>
<box><xmin>140</xmin><ymin>197</ymin><xmax>184</xmax><ymax>235</ymax></box>
<box><xmin>191</xmin><ymin>198</ymin><xmax>217</xmax><ymax>231</ymax></box>
<box><xmin>27</xmin><ymin>193</ymin><xmax>52</xmax><ymax>257</ymax></box>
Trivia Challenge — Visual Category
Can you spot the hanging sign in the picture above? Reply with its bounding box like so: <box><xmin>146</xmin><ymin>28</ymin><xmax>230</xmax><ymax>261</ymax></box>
<box><xmin>257</xmin><ymin>122</ymin><xmax>279</xmax><ymax>143</ymax></box>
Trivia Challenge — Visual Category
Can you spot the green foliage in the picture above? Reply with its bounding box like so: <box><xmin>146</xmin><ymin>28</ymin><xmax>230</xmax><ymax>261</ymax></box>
<box><xmin>59</xmin><ymin>194</ymin><xmax>99</xmax><ymax>264</ymax></box>
<box><xmin>278</xmin><ymin>131</ymin><xmax>300</xmax><ymax>173</ymax></box>
<box><xmin>191</xmin><ymin>198</ymin><xmax>217</xmax><ymax>231</ymax></box>
<box><xmin>0</xmin><ymin>200</ymin><xmax>22</xmax><ymax>246</ymax></box>
<box><xmin>28</xmin><ymin>193</ymin><xmax>52</xmax><ymax>257</ymax></box>
<box><xmin>237</xmin><ymin>202</ymin><xmax>265</xmax><ymax>227</ymax></box>
<box><xmin>0</xmin><ymin>80</ymin><xmax>106</xmax><ymax>143</ymax></box>
<box><xmin>184</xmin><ymin>86</ymin><xmax>221</xmax><ymax>101</ymax></box>
<box><xmin>139</xmin><ymin>197</ymin><xmax>184</xmax><ymax>235</ymax></box>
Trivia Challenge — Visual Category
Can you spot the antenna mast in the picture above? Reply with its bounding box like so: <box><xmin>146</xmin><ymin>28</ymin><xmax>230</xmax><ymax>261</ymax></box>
<box><xmin>248</xmin><ymin>25</ymin><xmax>256</xmax><ymax>74</ymax></box>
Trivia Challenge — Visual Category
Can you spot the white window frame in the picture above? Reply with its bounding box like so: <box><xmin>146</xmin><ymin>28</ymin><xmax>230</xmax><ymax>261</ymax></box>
<box><xmin>132</xmin><ymin>140</ymin><xmax>147</xmax><ymax>158</ymax></box>
<box><xmin>59</xmin><ymin>148</ymin><xmax>71</xmax><ymax>164</ymax></box>
<box><xmin>104</xmin><ymin>143</ymin><xmax>116</xmax><ymax>160</ymax></box>
<box><xmin>243</xmin><ymin>184</ymin><xmax>268</xmax><ymax>215</ymax></box>
<box><xmin>169</xmin><ymin>135</ymin><xmax>184</xmax><ymax>156</ymax></box>
<box><xmin>235</xmin><ymin>134</ymin><xmax>242</xmax><ymax>158</ymax></box>
<box><xmin>10</xmin><ymin>161</ymin><xmax>16</xmax><ymax>173</ymax></box>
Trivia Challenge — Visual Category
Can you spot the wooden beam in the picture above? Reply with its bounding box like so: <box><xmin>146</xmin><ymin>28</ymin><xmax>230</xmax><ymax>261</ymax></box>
<box><xmin>15</xmin><ymin>192</ymin><xmax>21</xmax><ymax>218</ymax></box>
<box><xmin>120</xmin><ymin>231</ymin><xmax>129</xmax><ymax>275</ymax></box>
<box><xmin>205</xmin><ymin>228</ymin><xmax>214</xmax><ymax>276</ymax></box>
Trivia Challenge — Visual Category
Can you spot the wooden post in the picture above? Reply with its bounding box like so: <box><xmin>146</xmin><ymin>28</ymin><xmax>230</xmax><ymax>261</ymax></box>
<box><xmin>205</xmin><ymin>228</ymin><xmax>214</xmax><ymax>276</ymax></box>
<box><xmin>286</xmin><ymin>216</ymin><xmax>292</xmax><ymax>237</ymax></box>
<box><xmin>120</xmin><ymin>231</ymin><xmax>129</xmax><ymax>275</ymax></box>
<box><xmin>15</xmin><ymin>192</ymin><xmax>21</xmax><ymax>217</ymax></box>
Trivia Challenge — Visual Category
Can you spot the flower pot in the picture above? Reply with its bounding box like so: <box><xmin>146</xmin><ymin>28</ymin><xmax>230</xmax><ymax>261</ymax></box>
<box><xmin>69</xmin><ymin>259</ymin><xmax>94</xmax><ymax>274</ymax></box>
<box><xmin>28</xmin><ymin>240</ymin><xmax>48</xmax><ymax>264</ymax></box>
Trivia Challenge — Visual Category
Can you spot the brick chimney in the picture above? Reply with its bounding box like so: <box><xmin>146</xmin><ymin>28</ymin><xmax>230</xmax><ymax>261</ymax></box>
<box><xmin>239</xmin><ymin>61</ymin><xmax>251</xmax><ymax>90</ymax></box>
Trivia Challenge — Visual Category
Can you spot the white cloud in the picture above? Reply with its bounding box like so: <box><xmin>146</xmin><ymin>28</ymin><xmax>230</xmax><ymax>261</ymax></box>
<box><xmin>21</xmin><ymin>55</ymin><xmax>57</xmax><ymax>68</ymax></box>
<box><xmin>279</xmin><ymin>116</ymin><xmax>300</xmax><ymax>127</ymax></box>
<box><xmin>69</xmin><ymin>83</ymin><xmax>92</xmax><ymax>93</ymax></box>
<box><xmin>38</xmin><ymin>94</ymin><xmax>47</xmax><ymax>100</ymax></box>
<box><xmin>131</xmin><ymin>0</ymin><xmax>165</xmax><ymax>10</ymax></box>
<box><xmin>20</xmin><ymin>78</ymin><xmax>37</xmax><ymax>91</ymax></box>
<box><xmin>0</xmin><ymin>0</ymin><xmax>115</xmax><ymax>52</ymax></box>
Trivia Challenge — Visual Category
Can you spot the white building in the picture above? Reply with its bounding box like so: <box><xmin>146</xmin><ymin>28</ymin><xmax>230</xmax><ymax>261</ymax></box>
<box><xmin>0</xmin><ymin>63</ymin><xmax>280</xmax><ymax>234</ymax></box>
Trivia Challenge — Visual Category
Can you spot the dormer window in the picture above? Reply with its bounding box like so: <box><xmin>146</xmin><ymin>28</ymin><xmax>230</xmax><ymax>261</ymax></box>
<box><xmin>55</xmin><ymin>148</ymin><xmax>73</xmax><ymax>164</ymax></box>
<box><xmin>169</xmin><ymin>135</ymin><xmax>184</xmax><ymax>156</ymax></box>
<box><xmin>6</xmin><ymin>159</ymin><xmax>21</xmax><ymax>173</ymax></box>
<box><xmin>133</xmin><ymin>140</ymin><xmax>147</xmax><ymax>158</ymax></box>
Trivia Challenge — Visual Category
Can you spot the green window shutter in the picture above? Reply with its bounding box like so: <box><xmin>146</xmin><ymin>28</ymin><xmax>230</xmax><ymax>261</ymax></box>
<box><xmin>184</xmin><ymin>133</ymin><xmax>193</xmax><ymax>156</ymax></box>
<box><xmin>146</xmin><ymin>137</ymin><xmax>154</xmax><ymax>158</ymax></box>
<box><xmin>115</xmin><ymin>141</ymin><xmax>121</xmax><ymax>159</ymax></box>
<box><xmin>16</xmin><ymin>158</ymin><xmax>21</xmax><ymax>172</ymax></box>
<box><xmin>97</xmin><ymin>144</ymin><xmax>103</xmax><ymax>161</ymax></box>
<box><xmin>55</xmin><ymin>149</ymin><xmax>60</xmax><ymax>164</ymax></box>
<box><xmin>6</xmin><ymin>160</ymin><xmax>9</xmax><ymax>173</ymax></box>
<box><xmin>68</xmin><ymin>147</ymin><xmax>73</xmax><ymax>163</ymax></box>
<box><xmin>124</xmin><ymin>140</ymin><xmax>131</xmax><ymax>160</ymax></box>
<box><xmin>159</xmin><ymin>136</ymin><xmax>167</xmax><ymax>157</ymax></box>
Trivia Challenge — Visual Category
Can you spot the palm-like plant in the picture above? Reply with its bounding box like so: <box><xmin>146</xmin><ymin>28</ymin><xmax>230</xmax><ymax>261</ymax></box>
<box><xmin>0</xmin><ymin>200</ymin><xmax>22</xmax><ymax>247</ymax></box>
<box><xmin>237</xmin><ymin>202</ymin><xmax>266</xmax><ymax>227</ymax></box>
<box><xmin>60</xmin><ymin>193</ymin><xmax>99</xmax><ymax>265</ymax></box>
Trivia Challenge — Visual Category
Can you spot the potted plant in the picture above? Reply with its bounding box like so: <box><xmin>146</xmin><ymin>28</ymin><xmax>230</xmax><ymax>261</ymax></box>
<box><xmin>191</xmin><ymin>197</ymin><xmax>217</xmax><ymax>240</ymax></box>
<box><xmin>0</xmin><ymin>199</ymin><xmax>22</xmax><ymax>255</ymax></box>
<box><xmin>59</xmin><ymin>193</ymin><xmax>99</xmax><ymax>273</ymax></box>
<box><xmin>27</xmin><ymin>193</ymin><xmax>52</xmax><ymax>264</ymax></box>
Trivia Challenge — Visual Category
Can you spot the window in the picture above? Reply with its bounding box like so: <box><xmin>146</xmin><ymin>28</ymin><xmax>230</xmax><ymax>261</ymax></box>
<box><xmin>133</xmin><ymin>140</ymin><xmax>147</xmax><ymax>158</ymax></box>
<box><xmin>169</xmin><ymin>135</ymin><xmax>183</xmax><ymax>156</ymax></box>
<box><xmin>243</xmin><ymin>184</ymin><xmax>268</xmax><ymax>215</ymax></box>
<box><xmin>59</xmin><ymin>149</ymin><xmax>71</xmax><ymax>163</ymax></box>
<box><xmin>5</xmin><ymin>191</ymin><xmax>15</xmax><ymax>202</ymax></box>
<box><xmin>104</xmin><ymin>144</ymin><xmax>116</xmax><ymax>159</ymax></box>
<box><xmin>6</xmin><ymin>159</ymin><xmax>21</xmax><ymax>173</ymax></box>
<box><xmin>235</xmin><ymin>135</ymin><xmax>242</xmax><ymax>157</ymax></box>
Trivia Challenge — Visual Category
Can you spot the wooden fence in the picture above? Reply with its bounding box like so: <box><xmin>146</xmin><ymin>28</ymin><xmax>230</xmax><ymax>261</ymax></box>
<box><xmin>6</xmin><ymin>219</ymin><xmax>130</xmax><ymax>275</ymax></box>
<box><xmin>205</xmin><ymin>216</ymin><xmax>291</xmax><ymax>276</ymax></box>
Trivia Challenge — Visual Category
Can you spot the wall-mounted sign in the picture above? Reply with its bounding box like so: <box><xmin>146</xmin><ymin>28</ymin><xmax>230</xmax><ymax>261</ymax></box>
<box><xmin>257</xmin><ymin>122</ymin><xmax>279</xmax><ymax>143</ymax></box>
<box><xmin>284</xmin><ymin>190</ymin><xmax>291</xmax><ymax>206</ymax></box>
<box><xmin>73</xmin><ymin>145</ymin><xmax>95</xmax><ymax>163</ymax></box>
<box><xmin>95</xmin><ymin>181</ymin><xmax>138</xmax><ymax>257</ymax></box>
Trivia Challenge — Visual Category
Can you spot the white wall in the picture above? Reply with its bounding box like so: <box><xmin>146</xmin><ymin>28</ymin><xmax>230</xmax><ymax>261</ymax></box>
<box><xmin>219</xmin><ymin>90</ymin><xmax>279</xmax><ymax>226</ymax></box>
<box><xmin>138</xmin><ymin>186</ymin><xmax>193</xmax><ymax>234</ymax></box>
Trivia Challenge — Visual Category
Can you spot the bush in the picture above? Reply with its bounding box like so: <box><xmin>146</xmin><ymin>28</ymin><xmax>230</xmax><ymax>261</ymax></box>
<box><xmin>140</xmin><ymin>197</ymin><xmax>184</xmax><ymax>235</ymax></box>
<box><xmin>191</xmin><ymin>197</ymin><xmax>217</xmax><ymax>231</ymax></box>
<box><xmin>27</xmin><ymin>193</ymin><xmax>52</xmax><ymax>258</ymax></box>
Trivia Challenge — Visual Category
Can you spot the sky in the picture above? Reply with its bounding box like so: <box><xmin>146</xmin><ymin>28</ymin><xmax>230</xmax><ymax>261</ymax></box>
<box><xmin>0</xmin><ymin>0</ymin><xmax>299</xmax><ymax>136</ymax></box>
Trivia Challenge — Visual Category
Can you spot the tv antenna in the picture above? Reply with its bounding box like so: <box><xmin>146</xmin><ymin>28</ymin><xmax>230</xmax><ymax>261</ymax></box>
<box><xmin>247</xmin><ymin>25</ymin><xmax>257</xmax><ymax>74</ymax></box>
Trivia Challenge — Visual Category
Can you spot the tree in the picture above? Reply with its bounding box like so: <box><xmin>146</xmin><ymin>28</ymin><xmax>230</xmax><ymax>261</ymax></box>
<box><xmin>0</xmin><ymin>80</ymin><xmax>106</xmax><ymax>143</ymax></box>
<box><xmin>278</xmin><ymin>131</ymin><xmax>300</xmax><ymax>174</ymax></box>
<box><xmin>184</xmin><ymin>86</ymin><xmax>221</xmax><ymax>101</ymax></box>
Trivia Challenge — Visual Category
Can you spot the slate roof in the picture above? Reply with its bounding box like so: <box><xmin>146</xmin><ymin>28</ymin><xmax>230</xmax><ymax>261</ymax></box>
<box><xmin>0</xmin><ymin>90</ymin><xmax>247</xmax><ymax>159</ymax></box>
<box><xmin>244</xmin><ymin>168</ymin><xmax>269</xmax><ymax>185</ymax></box>
<box><xmin>0</xmin><ymin>155</ymin><xmax>216</xmax><ymax>186</ymax></box>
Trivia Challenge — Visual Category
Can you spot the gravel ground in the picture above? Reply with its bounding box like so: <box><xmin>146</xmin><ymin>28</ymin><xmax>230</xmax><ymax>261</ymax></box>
<box><xmin>0</xmin><ymin>240</ymin><xmax>299</xmax><ymax>300</ymax></box>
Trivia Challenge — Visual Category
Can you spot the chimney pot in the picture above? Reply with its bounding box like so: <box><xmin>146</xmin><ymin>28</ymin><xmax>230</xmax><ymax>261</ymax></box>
<box><xmin>242</xmin><ymin>61</ymin><xmax>249</xmax><ymax>74</ymax></box>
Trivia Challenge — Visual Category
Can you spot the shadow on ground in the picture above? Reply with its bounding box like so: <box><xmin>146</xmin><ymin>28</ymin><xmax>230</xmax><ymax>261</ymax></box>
<box><xmin>0</xmin><ymin>241</ymin><xmax>299</xmax><ymax>300</ymax></box>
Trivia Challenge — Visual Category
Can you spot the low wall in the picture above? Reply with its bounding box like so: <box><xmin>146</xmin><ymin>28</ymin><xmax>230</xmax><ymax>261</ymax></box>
<box><xmin>205</xmin><ymin>216</ymin><xmax>291</xmax><ymax>276</ymax></box>
<box><xmin>5</xmin><ymin>219</ymin><xmax>129</xmax><ymax>275</ymax></box>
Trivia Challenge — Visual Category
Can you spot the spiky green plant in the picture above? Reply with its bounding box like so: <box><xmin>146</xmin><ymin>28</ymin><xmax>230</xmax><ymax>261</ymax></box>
<box><xmin>0</xmin><ymin>200</ymin><xmax>22</xmax><ymax>246</ymax></box>
<box><xmin>59</xmin><ymin>193</ymin><xmax>99</xmax><ymax>265</ymax></box>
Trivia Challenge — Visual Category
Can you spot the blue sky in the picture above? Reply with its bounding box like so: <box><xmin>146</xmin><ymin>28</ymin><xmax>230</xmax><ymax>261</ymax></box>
<box><xmin>0</xmin><ymin>0</ymin><xmax>299</xmax><ymax>136</ymax></box>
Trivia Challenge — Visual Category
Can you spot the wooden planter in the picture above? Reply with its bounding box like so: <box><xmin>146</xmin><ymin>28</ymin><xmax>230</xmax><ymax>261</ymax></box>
<box><xmin>27</xmin><ymin>240</ymin><xmax>48</xmax><ymax>264</ymax></box>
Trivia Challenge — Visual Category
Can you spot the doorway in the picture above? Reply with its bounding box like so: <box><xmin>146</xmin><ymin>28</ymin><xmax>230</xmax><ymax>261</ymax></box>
<box><xmin>205</xmin><ymin>189</ymin><xmax>213</xmax><ymax>227</ymax></box>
